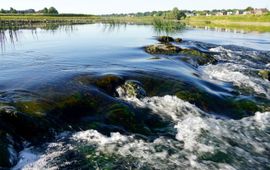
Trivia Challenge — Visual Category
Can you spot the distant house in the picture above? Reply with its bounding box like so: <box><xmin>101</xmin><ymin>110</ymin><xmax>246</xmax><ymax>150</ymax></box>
<box><xmin>206</xmin><ymin>13</ymin><xmax>212</xmax><ymax>16</ymax></box>
<box><xmin>224</xmin><ymin>11</ymin><xmax>233</xmax><ymax>15</ymax></box>
<box><xmin>215</xmin><ymin>12</ymin><xmax>223</xmax><ymax>16</ymax></box>
<box><xmin>234</xmin><ymin>10</ymin><xmax>240</xmax><ymax>15</ymax></box>
<box><xmin>241</xmin><ymin>11</ymin><xmax>251</xmax><ymax>15</ymax></box>
<box><xmin>252</xmin><ymin>8</ymin><xmax>269</xmax><ymax>15</ymax></box>
<box><xmin>185</xmin><ymin>12</ymin><xmax>195</xmax><ymax>17</ymax></box>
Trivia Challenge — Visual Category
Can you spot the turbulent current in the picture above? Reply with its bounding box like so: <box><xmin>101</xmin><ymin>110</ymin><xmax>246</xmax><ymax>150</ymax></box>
<box><xmin>0</xmin><ymin>24</ymin><xmax>269</xmax><ymax>169</ymax></box>
<box><xmin>12</xmin><ymin>95</ymin><xmax>270</xmax><ymax>170</ymax></box>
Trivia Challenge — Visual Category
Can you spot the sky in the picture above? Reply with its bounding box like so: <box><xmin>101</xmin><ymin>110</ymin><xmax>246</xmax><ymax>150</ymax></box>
<box><xmin>0</xmin><ymin>0</ymin><xmax>269</xmax><ymax>14</ymax></box>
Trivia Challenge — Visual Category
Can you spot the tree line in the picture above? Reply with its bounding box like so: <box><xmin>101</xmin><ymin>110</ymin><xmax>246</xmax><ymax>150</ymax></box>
<box><xmin>0</xmin><ymin>7</ymin><xmax>58</xmax><ymax>14</ymax></box>
<box><xmin>102</xmin><ymin>7</ymin><xmax>187</xmax><ymax>20</ymax></box>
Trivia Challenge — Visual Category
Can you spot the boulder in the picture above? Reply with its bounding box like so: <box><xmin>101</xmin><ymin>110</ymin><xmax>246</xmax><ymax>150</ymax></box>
<box><xmin>144</xmin><ymin>43</ymin><xmax>216</xmax><ymax>65</ymax></box>
<box><xmin>180</xmin><ymin>49</ymin><xmax>217</xmax><ymax>65</ymax></box>
<box><xmin>175</xmin><ymin>38</ymin><xmax>183</xmax><ymax>43</ymax></box>
<box><xmin>94</xmin><ymin>75</ymin><xmax>124</xmax><ymax>96</ymax></box>
<box><xmin>117</xmin><ymin>80</ymin><xmax>146</xmax><ymax>98</ymax></box>
<box><xmin>157</xmin><ymin>36</ymin><xmax>174</xmax><ymax>43</ymax></box>
<box><xmin>145</xmin><ymin>43</ymin><xmax>182</xmax><ymax>55</ymax></box>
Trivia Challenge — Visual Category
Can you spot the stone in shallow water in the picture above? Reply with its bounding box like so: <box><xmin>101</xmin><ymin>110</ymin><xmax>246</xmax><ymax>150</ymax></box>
<box><xmin>157</xmin><ymin>36</ymin><xmax>175</xmax><ymax>43</ymax></box>
<box><xmin>144</xmin><ymin>43</ymin><xmax>217</xmax><ymax>66</ymax></box>
<box><xmin>93</xmin><ymin>75</ymin><xmax>124</xmax><ymax>96</ymax></box>
<box><xmin>117</xmin><ymin>80</ymin><xmax>146</xmax><ymax>99</ymax></box>
<box><xmin>145</xmin><ymin>43</ymin><xmax>182</xmax><ymax>55</ymax></box>
<box><xmin>175</xmin><ymin>38</ymin><xmax>183</xmax><ymax>43</ymax></box>
<box><xmin>258</xmin><ymin>70</ymin><xmax>270</xmax><ymax>81</ymax></box>
<box><xmin>180</xmin><ymin>49</ymin><xmax>217</xmax><ymax>65</ymax></box>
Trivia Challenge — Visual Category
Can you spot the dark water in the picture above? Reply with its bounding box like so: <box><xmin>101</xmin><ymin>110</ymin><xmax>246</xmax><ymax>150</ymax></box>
<box><xmin>0</xmin><ymin>24</ymin><xmax>269</xmax><ymax>170</ymax></box>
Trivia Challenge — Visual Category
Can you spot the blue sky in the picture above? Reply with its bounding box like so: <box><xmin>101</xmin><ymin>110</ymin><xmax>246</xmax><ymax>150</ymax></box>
<box><xmin>0</xmin><ymin>0</ymin><xmax>269</xmax><ymax>14</ymax></box>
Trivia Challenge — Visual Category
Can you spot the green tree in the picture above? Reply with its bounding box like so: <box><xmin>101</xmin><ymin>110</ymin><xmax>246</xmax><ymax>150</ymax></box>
<box><xmin>42</xmin><ymin>7</ymin><xmax>48</xmax><ymax>13</ymax></box>
<box><xmin>48</xmin><ymin>7</ymin><xmax>58</xmax><ymax>14</ymax></box>
<box><xmin>9</xmin><ymin>7</ymin><xmax>17</xmax><ymax>13</ymax></box>
<box><xmin>167</xmin><ymin>7</ymin><xmax>186</xmax><ymax>20</ymax></box>
<box><xmin>245</xmin><ymin>6</ymin><xmax>254</xmax><ymax>11</ymax></box>
<box><xmin>0</xmin><ymin>9</ymin><xmax>5</xmax><ymax>13</ymax></box>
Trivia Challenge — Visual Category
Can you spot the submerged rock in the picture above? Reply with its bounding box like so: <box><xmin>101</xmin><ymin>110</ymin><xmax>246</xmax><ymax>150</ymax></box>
<box><xmin>0</xmin><ymin>106</ymin><xmax>54</xmax><ymax>144</ymax></box>
<box><xmin>258</xmin><ymin>70</ymin><xmax>270</xmax><ymax>81</ymax></box>
<box><xmin>0</xmin><ymin>132</ymin><xmax>18</xmax><ymax>168</ymax></box>
<box><xmin>180</xmin><ymin>49</ymin><xmax>217</xmax><ymax>65</ymax></box>
<box><xmin>175</xmin><ymin>38</ymin><xmax>183</xmax><ymax>43</ymax></box>
<box><xmin>94</xmin><ymin>75</ymin><xmax>124</xmax><ymax>96</ymax></box>
<box><xmin>145</xmin><ymin>43</ymin><xmax>182</xmax><ymax>55</ymax></box>
<box><xmin>117</xmin><ymin>80</ymin><xmax>146</xmax><ymax>98</ymax></box>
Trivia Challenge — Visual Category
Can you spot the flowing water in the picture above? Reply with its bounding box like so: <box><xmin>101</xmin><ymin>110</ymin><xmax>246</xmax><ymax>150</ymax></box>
<box><xmin>0</xmin><ymin>24</ymin><xmax>269</xmax><ymax>170</ymax></box>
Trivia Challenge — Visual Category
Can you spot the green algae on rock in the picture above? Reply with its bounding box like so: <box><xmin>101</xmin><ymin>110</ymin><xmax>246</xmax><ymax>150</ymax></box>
<box><xmin>180</xmin><ymin>49</ymin><xmax>217</xmax><ymax>65</ymax></box>
<box><xmin>145</xmin><ymin>43</ymin><xmax>182</xmax><ymax>55</ymax></box>
<box><xmin>258</xmin><ymin>70</ymin><xmax>270</xmax><ymax>81</ymax></box>
<box><xmin>175</xmin><ymin>38</ymin><xmax>183</xmax><ymax>43</ymax></box>
<box><xmin>157</xmin><ymin>36</ymin><xmax>175</xmax><ymax>43</ymax></box>
<box><xmin>117</xmin><ymin>80</ymin><xmax>146</xmax><ymax>98</ymax></box>
<box><xmin>144</xmin><ymin>43</ymin><xmax>217</xmax><ymax>66</ymax></box>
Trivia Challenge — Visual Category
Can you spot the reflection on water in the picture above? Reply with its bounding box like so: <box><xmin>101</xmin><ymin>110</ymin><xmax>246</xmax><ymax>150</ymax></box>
<box><xmin>101</xmin><ymin>22</ymin><xmax>127</xmax><ymax>33</ymax></box>
<box><xmin>0</xmin><ymin>23</ymin><xmax>76</xmax><ymax>51</ymax></box>
<box><xmin>191</xmin><ymin>25</ymin><xmax>249</xmax><ymax>34</ymax></box>
<box><xmin>0</xmin><ymin>20</ymin><xmax>186</xmax><ymax>51</ymax></box>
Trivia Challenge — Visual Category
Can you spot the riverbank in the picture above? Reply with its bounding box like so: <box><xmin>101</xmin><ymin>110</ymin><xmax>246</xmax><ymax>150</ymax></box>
<box><xmin>185</xmin><ymin>14</ymin><xmax>270</xmax><ymax>33</ymax></box>
<box><xmin>0</xmin><ymin>14</ymin><xmax>100</xmax><ymax>24</ymax></box>
<box><xmin>1</xmin><ymin>14</ymin><xmax>270</xmax><ymax>33</ymax></box>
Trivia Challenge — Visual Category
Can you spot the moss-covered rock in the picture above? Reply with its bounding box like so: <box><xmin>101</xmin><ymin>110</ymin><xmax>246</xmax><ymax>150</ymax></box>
<box><xmin>175</xmin><ymin>38</ymin><xmax>183</xmax><ymax>43</ymax></box>
<box><xmin>258</xmin><ymin>70</ymin><xmax>270</xmax><ymax>80</ymax></box>
<box><xmin>14</xmin><ymin>100</ymin><xmax>51</xmax><ymax>118</ymax></box>
<box><xmin>117</xmin><ymin>80</ymin><xmax>146</xmax><ymax>98</ymax></box>
<box><xmin>176</xmin><ymin>89</ymin><xmax>261</xmax><ymax>119</ymax></box>
<box><xmin>145</xmin><ymin>43</ymin><xmax>182</xmax><ymax>55</ymax></box>
<box><xmin>144</xmin><ymin>43</ymin><xmax>216</xmax><ymax>66</ymax></box>
<box><xmin>93</xmin><ymin>75</ymin><xmax>124</xmax><ymax>96</ymax></box>
<box><xmin>0</xmin><ymin>106</ymin><xmax>54</xmax><ymax>144</ymax></box>
<box><xmin>180</xmin><ymin>49</ymin><xmax>217</xmax><ymax>65</ymax></box>
<box><xmin>157</xmin><ymin>36</ymin><xmax>175</xmax><ymax>43</ymax></box>
<box><xmin>105</xmin><ymin>103</ymin><xmax>151</xmax><ymax>135</ymax></box>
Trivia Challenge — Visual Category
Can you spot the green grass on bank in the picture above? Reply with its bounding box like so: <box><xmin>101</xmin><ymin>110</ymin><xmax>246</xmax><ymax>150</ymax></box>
<box><xmin>100</xmin><ymin>16</ymin><xmax>157</xmax><ymax>24</ymax></box>
<box><xmin>1</xmin><ymin>14</ymin><xmax>270</xmax><ymax>33</ymax></box>
<box><xmin>0</xmin><ymin>14</ymin><xmax>100</xmax><ymax>23</ymax></box>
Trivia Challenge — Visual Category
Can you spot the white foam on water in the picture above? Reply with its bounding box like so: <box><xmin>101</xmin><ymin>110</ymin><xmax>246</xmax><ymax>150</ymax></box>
<box><xmin>201</xmin><ymin>63</ymin><xmax>270</xmax><ymax>98</ymax></box>
<box><xmin>13</xmin><ymin>143</ymin><xmax>74</xmax><ymax>170</ymax></box>
<box><xmin>14</xmin><ymin>95</ymin><xmax>270</xmax><ymax>170</ymax></box>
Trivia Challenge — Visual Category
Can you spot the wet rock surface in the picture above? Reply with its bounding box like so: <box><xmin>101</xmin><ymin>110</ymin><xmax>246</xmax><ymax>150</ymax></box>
<box><xmin>145</xmin><ymin>43</ymin><xmax>182</xmax><ymax>55</ymax></box>
<box><xmin>145</xmin><ymin>36</ymin><xmax>217</xmax><ymax>66</ymax></box>
<box><xmin>258</xmin><ymin>69</ymin><xmax>270</xmax><ymax>81</ymax></box>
